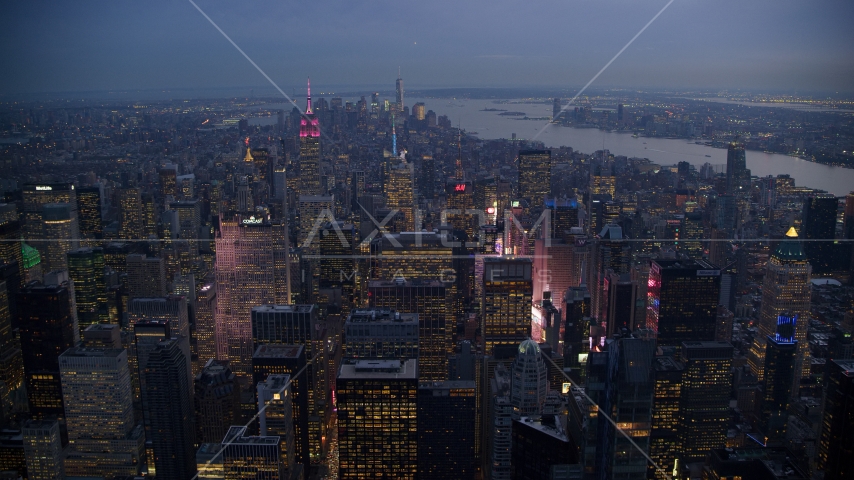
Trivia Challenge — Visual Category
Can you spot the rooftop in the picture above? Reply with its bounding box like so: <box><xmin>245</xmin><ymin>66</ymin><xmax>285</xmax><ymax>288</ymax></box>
<box><xmin>253</xmin><ymin>344</ymin><xmax>304</xmax><ymax>359</ymax></box>
<box><xmin>338</xmin><ymin>358</ymin><xmax>417</xmax><ymax>380</ymax></box>
<box><xmin>346</xmin><ymin>308</ymin><xmax>418</xmax><ymax>324</ymax></box>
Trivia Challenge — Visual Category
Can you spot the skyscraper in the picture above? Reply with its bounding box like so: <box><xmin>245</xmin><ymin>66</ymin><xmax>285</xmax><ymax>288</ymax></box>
<box><xmin>481</xmin><ymin>257</ymin><xmax>532</xmax><ymax>355</ymax></box>
<box><xmin>195</xmin><ymin>282</ymin><xmax>217</xmax><ymax>368</ymax></box>
<box><xmin>76</xmin><ymin>186</ymin><xmax>103</xmax><ymax>241</ymax></box>
<box><xmin>194</xmin><ymin>359</ymin><xmax>241</xmax><ymax>445</ymax></box>
<box><xmin>383</xmin><ymin>158</ymin><xmax>415</xmax><ymax>232</ymax></box>
<box><xmin>126</xmin><ymin>254</ymin><xmax>167</xmax><ymax>298</ymax></box>
<box><xmin>417</xmin><ymin>381</ymin><xmax>476</xmax><ymax>479</ymax></box>
<box><xmin>818</xmin><ymin>359</ymin><xmax>854</xmax><ymax>479</ymax></box>
<box><xmin>298</xmin><ymin>78</ymin><xmax>321</xmax><ymax>197</ymax></box>
<box><xmin>802</xmin><ymin>193</ymin><xmax>838</xmax><ymax>274</ymax></box>
<box><xmin>21</xmin><ymin>420</ymin><xmax>65</xmax><ymax>480</ymax></box>
<box><xmin>517</xmin><ymin>150</ymin><xmax>551</xmax><ymax>213</ymax></box>
<box><xmin>257</xmin><ymin>374</ymin><xmax>298</xmax><ymax>480</ymax></box>
<box><xmin>395</xmin><ymin>68</ymin><xmax>404</xmax><ymax>114</ymax></box>
<box><xmin>368</xmin><ymin>279</ymin><xmax>451</xmax><ymax>381</ymax></box>
<box><xmin>143</xmin><ymin>338</ymin><xmax>196</xmax><ymax>480</ymax></box>
<box><xmin>759</xmin><ymin>316</ymin><xmax>798</xmax><ymax>445</ymax></box>
<box><xmin>22</xmin><ymin>183</ymin><xmax>77</xmax><ymax>242</ymax></box>
<box><xmin>679</xmin><ymin>341</ymin><xmax>733</xmax><ymax>462</ymax></box>
<box><xmin>645</xmin><ymin>259</ymin><xmax>721</xmax><ymax>350</ymax></box>
<box><xmin>67</xmin><ymin>247</ymin><xmax>105</xmax><ymax>329</ymax></box>
<box><xmin>511</xmin><ymin>340</ymin><xmax>549</xmax><ymax>418</ymax></box>
<box><xmin>337</xmin><ymin>359</ymin><xmax>417</xmax><ymax>479</ymax></box>
<box><xmin>40</xmin><ymin>203</ymin><xmax>79</xmax><ymax>273</ymax></box>
<box><xmin>725</xmin><ymin>139</ymin><xmax>749</xmax><ymax>195</ymax></box>
<box><xmin>118</xmin><ymin>187</ymin><xmax>144</xmax><ymax>240</ymax></box>
<box><xmin>59</xmin><ymin>347</ymin><xmax>145</xmax><ymax>477</ymax></box>
<box><xmin>649</xmin><ymin>354</ymin><xmax>685</xmax><ymax>480</ymax></box>
<box><xmin>342</xmin><ymin>308</ymin><xmax>419</xmax><ymax>360</ymax></box>
<box><xmin>215</xmin><ymin>216</ymin><xmax>289</xmax><ymax>380</ymax></box>
<box><xmin>221</xmin><ymin>426</ymin><xmax>285</xmax><ymax>480</ymax></box>
<box><xmin>749</xmin><ymin>227</ymin><xmax>811</xmax><ymax>381</ymax></box>
<box><xmin>18</xmin><ymin>283</ymin><xmax>77</xmax><ymax>424</ymax></box>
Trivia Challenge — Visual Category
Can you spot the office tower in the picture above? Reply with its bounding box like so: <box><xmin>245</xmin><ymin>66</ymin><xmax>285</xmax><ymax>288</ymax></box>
<box><xmin>595</xmin><ymin>336</ymin><xmax>655</xmax><ymax>480</ymax></box>
<box><xmin>298</xmin><ymin>79</ymin><xmax>321</xmax><ymax>197</ymax></box>
<box><xmin>481</xmin><ymin>257</ymin><xmax>532</xmax><ymax>355</ymax></box>
<box><xmin>257</xmin><ymin>375</ymin><xmax>297</xmax><ymax>479</ymax></box>
<box><xmin>563</xmin><ymin>286</ymin><xmax>591</xmax><ymax>377</ymax></box>
<box><xmin>337</xmin><ymin>359</ymin><xmax>417</xmax><ymax>479</ymax></box>
<box><xmin>195</xmin><ymin>282</ymin><xmax>217</xmax><ymax>367</ymax></box>
<box><xmin>59</xmin><ymin>347</ymin><xmax>145</xmax><ymax>477</ymax></box>
<box><xmin>383</xmin><ymin>159</ymin><xmax>415</xmax><ymax>232</ymax></box>
<box><xmin>511</xmin><ymin>415</ymin><xmax>578</xmax><ymax>480</ymax></box>
<box><xmin>486</xmin><ymin>363</ymin><xmax>513</xmax><ymax>480</ymax></box>
<box><xmin>587</xmin><ymin>225</ymin><xmax>630</xmax><ymax>320</ymax></box>
<box><xmin>818</xmin><ymin>359</ymin><xmax>854</xmax><ymax>479</ymax></box>
<box><xmin>749</xmin><ymin>227</ymin><xmax>811</xmax><ymax>381</ymax></box>
<box><xmin>18</xmin><ymin>283</ymin><xmax>77</xmax><ymax>423</ymax></box>
<box><xmin>196</xmin><ymin>442</ymin><xmax>224</xmax><ymax>480</ymax></box>
<box><xmin>370</xmin><ymin>231</ymin><xmax>456</xmax><ymax>280</ymax></box>
<box><xmin>76</xmin><ymin>186</ymin><xmax>102</xmax><ymax>241</ymax></box>
<box><xmin>0</xmin><ymin>429</ymin><xmax>27</xmax><ymax>479</ymax></box>
<box><xmin>679</xmin><ymin>341</ymin><xmax>733</xmax><ymax>462</ymax></box>
<box><xmin>759</xmin><ymin>315</ymin><xmax>798</xmax><ymax>445</ymax></box>
<box><xmin>395</xmin><ymin>69</ymin><xmax>404</xmax><ymax>113</ymax></box>
<box><xmin>417</xmin><ymin>381</ymin><xmax>476</xmax><ymax>479</ymax></box>
<box><xmin>317</xmin><ymin>221</ymin><xmax>355</xmax><ymax>313</ymax></box>
<box><xmin>369</xmin><ymin>279</ymin><xmax>451</xmax><ymax>381</ymax></box>
<box><xmin>215</xmin><ymin>217</ymin><xmax>289</xmax><ymax>380</ymax></box>
<box><xmin>67</xmin><ymin>247</ymin><xmax>105</xmax><ymax>330</ymax></box>
<box><xmin>160</xmin><ymin>167</ymin><xmax>178</xmax><ymax>198</ymax></box>
<box><xmin>0</xmin><ymin>210</ymin><xmax>23</xmax><ymax>284</ymax></box>
<box><xmin>297</xmin><ymin>195</ymin><xmax>333</xmax><ymax>249</ymax></box>
<box><xmin>552</xmin><ymin>97</ymin><xmax>562</xmax><ymax>121</ymax></box>
<box><xmin>252</xmin><ymin>344</ymin><xmax>310</xmax><ymax>474</ymax></box>
<box><xmin>143</xmin><ymin>338</ymin><xmax>196</xmax><ymax>479</ymax></box>
<box><xmin>511</xmin><ymin>340</ymin><xmax>549</xmax><ymax>417</ymax></box>
<box><xmin>725</xmin><ymin>139</ymin><xmax>749</xmax><ymax>195</ymax></box>
<box><xmin>342</xmin><ymin>308</ymin><xmax>418</xmax><ymax>359</ymax></box>
<box><xmin>645</xmin><ymin>259</ymin><xmax>721</xmax><ymax>349</ymax></box>
<box><xmin>604</xmin><ymin>271</ymin><xmax>636</xmax><ymax>336</ymax></box>
<box><xmin>118</xmin><ymin>187</ymin><xmax>143</xmax><ymax>240</ymax></box>
<box><xmin>194</xmin><ymin>359</ymin><xmax>241</xmax><ymax>444</ymax></box>
<box><xmin>517</xmin><ymin>150</ymin><xmax>551</xmax><ymax>212</ymax></box>
<box><xmin>716</xmin><ymin>306</ymin><xmax>734</xmax><ymax>342</ymax></box>
<box><xmin>40</xmin><ymin>203</ymin><xmax>79</xmax><ymax>273</ymax></box>
<box><xmin>128</xmin><ymin>296</ymin><xmax>190</xmax><ymax>348</ymax></box>
<box><xmin>21</xmin><ymin>420</ymin><xmax>65</xmax><ymax>480</ymax></box>
<box><xmin>250</xmin><ymin>304</ymin><xmax>326</xmax><ymax>465</ymax></box>
<box><xmin>445</xmin><ymin>180</ymin><xmax>476</xmax><ymax>239</ymax></box>
<box><xmin>532</xmin><ymin>237</ymin><xmax>575</xmax><ymax>304</ymax></box>
<box><xmin>81</xmin><ymin>323</ymin><xmax>121</xmax><ymax>348</ymax></box>
<box><xmin>221</xmin><ymin>425</ymin><xmax>284</xmax><ymax>480</ymax></box>
<box><xmin>547</xmin><ymin>198</ymin><xmax>580</xmax><ymax>242</ymax></box>
<box><xmin>0</xmin><ymin>281</ymin><xmax>23</xmax><ymax>423</ymax></box>
<box><xmin>126</xmin><ymin>254</ymin><xmax>166</xmax><ymax>298</ymax></box>
<box><xmin>649</xmin><ymin>354</ymin><xmax>685</xmax><ymax>480</ymax></box>
<box><xmin>590</xmin><ymin>165</ymin><xmax>616</xmax><ymax>198</ymax></box>
<box><xmin>802</xmin><ymin>193</ymin><xmax>838</xmax><ymax>273</ymax></box>
<box><xmin>703</xmin><ymin>447</ymin><xmax>808</xmax><ymax>480</ymax></box>
<box><xmin>22</xmin><ymin>183</ymin><xmax>77</xmax><ymax>241</ymax></box>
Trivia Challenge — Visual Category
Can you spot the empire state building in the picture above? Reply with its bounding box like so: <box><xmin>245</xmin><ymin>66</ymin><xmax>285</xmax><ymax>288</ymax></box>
<box><xmin>298</xmin><ymin>78</ymin><xmax>321</xmax><ymax>196</ymax></box>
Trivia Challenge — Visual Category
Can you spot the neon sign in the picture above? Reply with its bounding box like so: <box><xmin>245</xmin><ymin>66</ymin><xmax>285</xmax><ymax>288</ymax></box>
<box><xmin>242</xmin><ymin>216</ymin><xmax>263</xmax><ymax>225</ymax></box>
<box><xmin>454</xmin><ymin>184</ymin><xmax>466</xmax><ymax>192</ymax></box>
<box><xmin>35</xmin><ymin>186</ymin><xmax>52</xmax><ymax>191</ymax></box>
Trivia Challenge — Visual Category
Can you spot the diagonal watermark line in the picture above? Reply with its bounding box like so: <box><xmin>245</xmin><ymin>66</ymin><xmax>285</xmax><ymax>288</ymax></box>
<box><xmin>187</xmin><ymin>0</ymin><xmax>337</xmax><ymax>145</ymax></box>
<box><xmin>542</xmin><ymin>353</ymin><xmax>672</xmax><ymax>480</ymax></box>
<box><xmin>533</xmin><ymin>0</ymin><xmax>676</xmax><ymax>141</ymax></box>
<box><xmin>190</xmin><ymin>353</ymin><xmax>317</xmax><ymax>480</ymax></box>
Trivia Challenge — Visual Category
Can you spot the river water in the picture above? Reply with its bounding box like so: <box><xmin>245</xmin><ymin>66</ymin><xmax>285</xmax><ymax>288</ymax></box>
<box><xmin>257</xmin><ymin>96</ymin><xmax>854</xmax><ymax>196</ymax></box>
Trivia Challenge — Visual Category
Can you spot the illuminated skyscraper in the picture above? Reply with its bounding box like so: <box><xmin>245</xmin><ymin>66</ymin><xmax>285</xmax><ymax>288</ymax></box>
<box><xmin>160</xmin><ymin>167</ymin><xmax>178</xmax><ymax>198</ymax></box>
<box><xmin>445</xmin><ymin>181</ymin><xmax>476</xmax><ymax>240</ymax></box>
<box><xmin>369</xmin><ymin>279</ymin><xmax>451</xmax><ymax>381</ymax></box>
<box><xmin>40</xmin><ymin>203</ymin><xmax>79</xmax><ymax>273</ymax></box>
<box><xmin>759</xmin><ymin>314</ymin><xmax>798</xmax><ymax>445</ymax></box>
<box><xmin>195</xmin><ymin>282</ymin><xmax>217</xmax><ymax>367</ymax></box>
<box><xmin>59</xmin><ymin>347</ymin><xmax>145</xmax><ymax>477</ymax></box>
<box><xmin>645</xmin><ymin>259</ymin><xmax>721</xmax><ymax>349</ymax></box>
<box><xmin>118</xmin><ymin>187</ymin><xmax>144</xmax><ymax>240</ymax></box>
<box><xmin>395</xmin><ymin>68</ymin><xmax>404</xmax><ymax>114</ymax></box>
<box><xmin>76</xmin><ymin>186</ymin><xmax>102</xmax><ymax>241</ymax></box>
<box><xmin>384</xmin><ymin>159</ymin><xmax>415</xmax><ymax>232</ymax></box>
<box><xmin>337</xmin><ymin>359</ymin><xmax>417</xmax><ymax>479</ymax></box>
<box><xmin>370</xmin><ymin>231</ymin><xmax>455</xmax><ymax>281</ymax></box>
<box><xmin>649</xmin><ymin>354</ymin><xmax>684</xmax><ymax>480</ymax></box>
<box><xmin>511</xmin><ymin>340</ymin><xmax>548</xmax><ymax>417</ymax></box>
<box><xmin>298</xmin><ymin>79</ymin><xmax>321</xmax><ymax>197</ymax></box>
<box><xmin>725</xmin><ymin>140</ymin><xmax>749</xmax><ymax>195</ymax></box>
<box><xmin>221</xmin><ymin>426</ymin><xmax>284</xmax><ymax>480</ymax></box>
<box><xmin>67</xmin><ymin>247</ymin><xmax>106</xmax><ymax>330</ymax></box>
<box><xmin>297</xmin><ymin>195</ymin><xmax>334</xmax><ymax>250</ymax></box>
<box><xmin>21</xmin><ymin>420</ymin><xmax>65</xmax><ymax>480</ymax></box>
<box><xmin>749</xmin><ymin>227</ymin><xmax>811</xmax><ymax>381</ymax></box>
<box><xmin>22</xmin><ymin>183</ymin><xmax>77</xmax><ymax>242</ymax></box>
<box><xmin>0</xmin><ymin>281</ymin><xmax>23</xmax><ymax>421</ymax></box>
<box><xmin>679</xmin><ymin>341</ymin><xmax>733</xmax><ymax>462</ymax></box>
<box><xmin>215</xmin><ymin>216</ymin><xmax>289</xmax><ymax>381</ymax></box>
<box><xmin>517</xmin><ymin>150</ymin><xmax>551</xmax><ymax>213</ymax></box>
<box><xmin>342</xmin><ymin>308</ymin><xmax>419</xmax><ymax>360</ymax></box>
<box><xmin>417</xmin><ymin>381</ymin><xmax>476</xmax><ymax>479</ymax></box>
<box><xmin>481</xmin><ymin>257</ymin><xmax>532</xmax><ymax>355</ymax></box>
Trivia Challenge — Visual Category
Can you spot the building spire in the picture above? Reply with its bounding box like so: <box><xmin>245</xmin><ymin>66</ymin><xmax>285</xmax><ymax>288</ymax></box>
<box><xmin>392</xmin><ymin>114</ymin><xmax>397</xmax><ymax>157</ymax></box>
<box><xmin>306</xmin><ymin>77</ymin><xmax>313</xmax><ymax>114</ymax></box>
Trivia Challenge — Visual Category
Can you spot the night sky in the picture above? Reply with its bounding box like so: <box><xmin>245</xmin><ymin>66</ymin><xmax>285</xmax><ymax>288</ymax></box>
<box><xmin>2</xmin><ymin>0</ymin><xmax>852</xmax><ymax>95</ymax></box>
